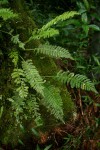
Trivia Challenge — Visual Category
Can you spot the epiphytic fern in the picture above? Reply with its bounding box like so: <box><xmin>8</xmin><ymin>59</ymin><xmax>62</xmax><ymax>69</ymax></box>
<box><xmin>56</xmin><ymin>70</ymin><xmax>97</xmax><ymax>93</ymax></box>
<box><xmin>34</xmin><ymin>43</ymin><xmax>73</xmax><ymax>60</ymax></box>
<box><xmin>11</xmin><ymin>68</ymin><xmax>29</xmax><ymax>98</ymax></box>
<box><xmin>28</xmin><ymin>11</ymin><xmax>78</xmax><ymax>42</ymax></box>
<box><xmin>8</xmin><ymin>94</ymin><xmax>42</xmax><ymax>126</ymax></box>
<box><xmin>0</xmin><ymin>8</ymin><xmax>18</xmax><ymax>20</ymax></box>
<box><xmin>26</xmin><ymin>94</ymin><xmax>42</xmax><ymax>126</ymax></box>
<box><xmin>22</xmin><ymin>59</ymin><xmax>44</xmax><ymax>96</ymax></box>
<box><xmin>29</xmin><ymin>28</ymin><xmax>59</xmax><ymax>41</ymax></box>
<box><xmin>41</xmin><ymin>11</ymin><xmax>79</xmax><ymax>31</ymax></box>
<box><xmin>8</xmin><ymin>95</ymin><xmax>25</xmax><ymax>122</ymax></box>
<box><xmin>42</xmin><ymin>84</ymin><xmax>64</xmax><ymax>122</ymax></box>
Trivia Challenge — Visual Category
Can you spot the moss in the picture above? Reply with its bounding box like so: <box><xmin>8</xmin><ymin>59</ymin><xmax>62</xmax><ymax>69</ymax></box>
<box><xmin>0</xmin><ymin>0</ymin><xmax>76</xmax><ymax>146</ymax></box>
<box><xmin>0</xmin><ymin>109</ymin><xmax>23</xmax><ymax>146</ymax></box>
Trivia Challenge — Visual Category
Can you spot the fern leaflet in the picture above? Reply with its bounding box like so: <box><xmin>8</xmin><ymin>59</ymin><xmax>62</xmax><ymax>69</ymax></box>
<box><xmin>22</xmin><ymin>60</ymin><xmax>44</xmax><ymax>96</ymax></box>
<box><xmin>56</xmin><ymin>71</ymin><xmax>97</xmax><ymax>93</ymax></box>
<box><xmin>34</xmin><ymin>43</ymin><xmax>73</xmax><ymax>59</ymax></box>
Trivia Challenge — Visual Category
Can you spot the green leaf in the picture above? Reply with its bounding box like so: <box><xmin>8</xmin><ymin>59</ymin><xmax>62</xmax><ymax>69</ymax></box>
<box><xmin>56</xmin><ymin>71</ymin><xmax>98</xmax><ymax>93</ymax></box>
<box><xmin>31</xmin><ymin>128</ymin><xmax>40</xmax><ymax>137</ymax></box>
<box><xmin>82</xmin><ymin>24</ymin><xmax>89</xmax><ymax>35</ymax></box>
<box><xmin>0</xmin><ymin>8</ymin><xmax>17</xmax><ymax>20</ymax></box>
<box><xmin>42</xmin><ymin>84</ymin><xmax>64</xmax><ymax>122</ymax></box>
<box><xmin>22</xmin><ymin>60</ymin><xmax>44</xmax><ymax>96</ymax></box>
<box><xmin>83</xmin><ymin>0</ymin><xmax>90</xmax><ymax>10</ymax></box>
<box><xmin>44</xmin><ymin>145</ymin><xmax>52</xmax><ymax>150</ymax></box>
<box><xmin>89</xmin><ymin>24</ymin><xmax>100</xmax><ymax>31</ymax></box>
<box><xmin>81</xmin><ymin>13</ymin><xmax>88</xmax><ymax>24</ymax></box>
<box><xmin>36</xmin><ymin>145</ymin><xmax>41</xmax><ymax>150</ymax></box>
<box><xmin>41</xmin><ymin>11</ymin><xmax>79</xmax><ymax>31</ymax></box>
<box><xmin>34</xmin><ymin>43</ymin><xmax>73</xmax><ymax>60</ymax></box>
<box><xmin>0</xmin><ymin>106</ymin><xmax>3</xmax><ymax>118</ymax></box>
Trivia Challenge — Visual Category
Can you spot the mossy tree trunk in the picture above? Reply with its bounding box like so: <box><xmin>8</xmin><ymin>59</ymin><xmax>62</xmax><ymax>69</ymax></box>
<box><xmin>0</xmin><ymin>0</ymin><xmax>76</xmax><ymax>146</ymax></box>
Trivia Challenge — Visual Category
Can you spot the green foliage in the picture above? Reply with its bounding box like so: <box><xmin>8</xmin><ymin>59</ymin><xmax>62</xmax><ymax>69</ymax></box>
<box><xmin>56</xmin><ymin>70</ymin><xmax>97</xmax><ymax>93</ymax></box>
<box><xmin>34</xmin><ymin>43</ymin><xmax>73</xmax><ymax>59</ymax></box>
<box><xmin>36</xmin><ymin>144</ymin><xmax>52</xmax><ymax>150</ymax></box>
<box><xmin>29</xmin><ymin>28</ymin><xmax>59</xmax><ymax>41</ymax></box>
<box><xmin>0</xmin><ymin>0</ymin><xmax>8</xmax><ymax>5</ymax></box>
<box><xmin>42</xmin><ymin>84</ymin><xmax>64</xmax><ymax>122</ymax></box>
<box><xmin>11</xmin><ymin>68</ymin><xmax>28</xmax><ymax>98</ymax></box>
<box><xmin>26</xmin><ymin>94</ymin><xmax>42</xmax><ymax>126</ymax></box>
<box><xmin>0</xmin><ymin>8</ymin><xmax>18</xmax><ymax>20</ymax></box>
<box><xmin>28</xmin><ymin>11</ymin><xmax>79</xmax><ymax>42</ymax></box>
<box><xmin>22</xmin><ymin>59</ymin><xmax>44</xmax><ymax>96</ymax></box>
<box><xmin>41</xmin><ymin>11</ymin><xmax>79</xmax><ymax>31</ymax></box>
<box><xmin>0</xmin><ymin>0</ymin><xmax>99</xmax><ymax>148</ymax></box>
<box><xmin>9</xmin><ymin>50</ymin><xmax>19</xmax><ymax>67</ymax></box>
<box><xmin>11</xmin><ymin>34</ymin><xmax>25</xmax><ymax>50</ymax></box>
<box><xmin>8</xmin><ymin>94</ymin><xmax>42</xmax><ymax>126</ymax></box>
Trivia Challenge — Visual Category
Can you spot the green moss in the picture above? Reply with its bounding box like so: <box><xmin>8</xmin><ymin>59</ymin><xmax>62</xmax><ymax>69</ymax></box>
<box><xmin>0</xmin><ymin>0</ymin><xmax>76</xmax><ymax>146</ymax></box>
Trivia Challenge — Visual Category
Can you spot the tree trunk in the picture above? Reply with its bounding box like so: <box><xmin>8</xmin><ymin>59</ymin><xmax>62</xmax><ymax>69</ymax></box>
<box><xmin>0</xmin><ymin>0</ymin><xmax>76</xmax><ymax>146</ymax></box>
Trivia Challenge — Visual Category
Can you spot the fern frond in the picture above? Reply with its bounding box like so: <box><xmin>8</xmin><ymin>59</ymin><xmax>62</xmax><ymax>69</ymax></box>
<box><xmin>34</xmin><ymin>43</ymin><xmax>73</xmax><ymax>60</ymax></box>
<box><xmin>27</xmin><ymin>95</ymin><xmax>42</xmax><ymax>126</ymax></box>
<box><xmin>12</xmin><ymin>69</ymin><xmax>28</xmax><ymax>98</ymax></box>
<box><xmin>42</xmin><ymin>84</ymin><xmax>64</xmax><ymax>122</ymax></box>
<box><xmin>41</xmin><ymin>11</ymin><xmax>79</xmax><ymax>31</ymax></box>
<box><xmin>29</xmin><ymin>28</ymin><xmax>59</xmax><ymax>41</ymax></box>
<box><xmin>11</xmin><ymin>34</ymin><xmax>25</xmax><ymax>49</ymax></box>
<box><xmin>9</xmin><ymin>50</ymin><xmax>19</xmax><ymax>66</ymax></box>
<box><xmin>0</xmin><ymin>8</ymin><xmax>18</xmax><ymax>20</ymax></box>
<box><xmin>8</xmin><ymin>95</ymin><xmax>25</xmax><ymax>122</ymax></box>
<box><xmin>22</xmin><ymin>60</ymin><xmax>44</xmax><ymax>95</ymax></box>
<box><xmin>56</xmin><ymin>71</ymin><xmax>97</xmax><ymax>93</ymax></box>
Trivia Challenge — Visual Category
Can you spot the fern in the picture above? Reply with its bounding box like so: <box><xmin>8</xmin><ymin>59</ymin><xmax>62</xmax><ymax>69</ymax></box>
<box><xmin>9</xmin><ymin>50</ymin><xmax>19</xmax><ymax>66</ymax></box>
<box><xmin>8</xmin><ymin>93</ymin><xmax>42</xmax><ymax>126</ymax></box>
<box><xmin>28</xmin><ymin>11</ymin><xmax>78</xmax><ymax>42</ymax></box>
<box><xmin>11</xmin><ymin>69</ymin><xmax>29</xmax><ymax>98</ymax></box>
<box><xmin>11</xmin><ymin>34</ymin><xmax>25</xmax><ymax>49</ymax></box>
<box><xmin>41</xmin><ymin>11</ymin><xmax>79</xmax><ymax>31</ymax></box>
<box><xmin>34</xmin><ymin>43</ymin><xmax>73</xmax><ymax>59</ymax></box>
<box><xmin>8</xmin><ymin>95</ymin><xmax>25</xmax><ymax>122</ymax></box>
<box><xmin>22</xmin><ymin>59</ymin><xmax>44</xmax><ymax>96</ymax></box>
<box><xmin>42</xmin><ymin>84</ymin><xmax>64</xmax><ymax>122</ymax></box>
<box><xmin>0</xmin><ymin>8</ymin><xmax>18</xmax><ymax>20</ymax></box>
<box><xmin>26</xmin><ymin>95</ymin><xmax>42</xmax><ymax>126</ymax></box>
<box><xmin>29</xmin><ymin>28</ymin><xmax>59</xmax><ymax>41</ymax></box>
<box><xmin>56</xmin><ymin>70</ymin><xmax>97</xmax><ymax>93</ymax></box>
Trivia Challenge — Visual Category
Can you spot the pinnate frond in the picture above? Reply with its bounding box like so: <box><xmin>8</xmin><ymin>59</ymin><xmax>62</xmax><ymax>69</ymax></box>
<box><xmin>0</xmin><ymin>8</ymin><xmax>18</xmax><ymax>20</ymax></box>
<box><xmin>34</xmin><ymin>43</ymin><xmax>73</xmax><ymax>59</ymax></box>
<box><xmin>29</xmin><ymin>28</ymin><xmax>59</xmax><ymax>41</ymax></box>
<box><xmin>56</xmin><ymin>71</ymin><xmax>97</xmax><ymax>93</ymax></box>
<box><xmin>11</xmin><ymin>69</ymin><xmax>28</xmax><ymax>98</ymax></box>
<box><xmin>41</xmin><ymin>11</ymin><xmax>79</xmax><ymax>31</ymax></box>
<box><xmin>22</xmin><ymin>60</ymin><xmax>44</xmax><ymax>95</ymax></box>
<box><xmin>27</xmin><ymin>95</ymin><xmax>42</xmax><ymax>126</ymax></box>
<box><xmin>42</xmin><ymin>84</ymin><xmax>64</xmax><ymax>122</ymax></box>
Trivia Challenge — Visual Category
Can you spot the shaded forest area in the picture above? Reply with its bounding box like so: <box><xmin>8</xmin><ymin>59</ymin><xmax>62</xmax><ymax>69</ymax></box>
<box><xmin>0</xmin><ymin>0</ymin><xmax>100</xmax><ymax>149</ymax></box>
